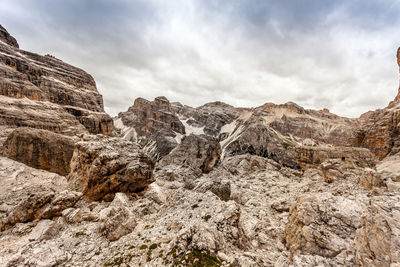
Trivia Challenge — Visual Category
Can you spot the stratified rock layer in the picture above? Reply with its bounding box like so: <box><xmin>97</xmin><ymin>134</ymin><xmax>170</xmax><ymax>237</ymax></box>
<box><xmin>0</xmin><ymin>25</ymin><xmax>113</xmax><ymax>146</ymax></box>
<box><xmin>295</xmin><ymin>146</ymin><xmax>377</xmax><ymax>171</ymax></box>
<box><xmin>0</xmin><ymin>25</ymin><xmax>18</xmax><ymax>48</ymax></box>
<box><xmin>119</xmin><ymin>96</ymin><xmax>185</xmax><ymax>136</ymax></box>
<box><xmin>3</xmin><ymin>127</ymin><xmax>75</xmax><ymax>176</ymax></box>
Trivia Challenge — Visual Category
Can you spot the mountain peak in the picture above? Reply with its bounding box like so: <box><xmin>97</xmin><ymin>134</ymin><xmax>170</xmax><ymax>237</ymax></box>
<box><xmin>0</xmin><ymin>24</ymin><xmax>19</xmax><ymax>48</ymax></box>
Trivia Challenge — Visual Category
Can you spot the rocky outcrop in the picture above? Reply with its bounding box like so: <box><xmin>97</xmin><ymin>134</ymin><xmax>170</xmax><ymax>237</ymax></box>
<box><xmin>283</xmin><ymin>193</ymin><xmax>366</xmax><ymax>260</ymax></box>
<box><xmin>2</xmin><ymin>127</ymin><xmax>76</xmax><ymax>175</ymax></box>
<box><xmin>68</xmin><ymin>135</ymin><xmax>155</xmax><ymax>201</ymax></box>
<box><xmin>295</xmin><ymin>146</ymin><xmax>377</xmax><ymax>171</ymax></box>
<box><xmin>119</xmin><ymin>96</ymin><xmax>185</xmax><ymax>136</ymax></box>
<box><xmin>0</xmin><ymin>25</ymin><xmax>18</xmax><ymax>48</ymax></box>
<box><xmin>265</xmin><ymin>102</ymin><xmax>356</xmax><ymax>146</ymax></box>
<box><xmin>171</xmin><ymin>101</ymin><xmax>240</xmax><ymax>136</ymax></box>
<box><xmin>0</xmin><ymin>25</ymin><xmax>113</xmax><ymax>146</ymax></box>
<box><xmin>222</xmin><ymin>124</ymin><xmax>300</xmax><ymax>169</ymax></box>
<box><xmin>156</xmin><ymin>134</ymin><xmax>221</xmax><ymax>181</ymax></box>
<box><xmin>0</xmin><ymin>156</ymin><xmax>82</xmax><ymax>231</ymax></box>
<box><xmin>350</xmin><ymin>47</ymin><xmax>400</xmax><ymax>159</ymax></box>
<box><xmin>355</xmin><ymin>196</ymin><xmax>400</xmax><ymax>266</ymax></box>
<box><xmin>116</xmin><ymin>97</ymin><xmax>185</xmax><ymax>160</ymax></box>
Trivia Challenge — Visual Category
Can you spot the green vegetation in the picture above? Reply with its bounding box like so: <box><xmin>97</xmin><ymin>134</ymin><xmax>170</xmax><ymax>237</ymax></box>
<box><xmin>203</xmin><ymin>214</ymin><xmax>212</xmax><ymax>222</ymax></box>
<box><xmin>281</xmin><ymin>141</ymin><xmax>294</xmax><ymax>149</ymax></box>
<box><xmin>139</xmin><ymin>244</ymin><xmax>148</xmax><ymax>250</ymax></box>
<box><xmin>165</xmin><ymin>247</ymin><xmax>222</xmax><ymax>267</ymax></box>
<box><xmin>74</xmin><ymin>231</ymin><xmax>87</xmax><ymax>237</ymax></box>
<box><xmin>149</xmin><ymin>243</ymin><xmax>158</xmax><ymax>250</ymax></box>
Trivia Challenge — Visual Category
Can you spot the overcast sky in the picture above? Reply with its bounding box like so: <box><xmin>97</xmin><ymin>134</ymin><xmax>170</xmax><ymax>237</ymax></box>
<box><xmin>1</xmin><ymin>0</ymin><xmax>400</xmax><ymax>117</ymax></box>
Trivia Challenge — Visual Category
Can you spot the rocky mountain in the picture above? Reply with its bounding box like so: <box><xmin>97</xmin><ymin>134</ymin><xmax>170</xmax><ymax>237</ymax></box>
<box><xmin>349</xmin><ymin>48</ymin><xmax>400</xmax><ymax>159</ymax></box>
<box><xmin>1</xmin><ymin>24</ymin><xmax>400</xmax><ymax>267</ymax></box>
<box><xmin>0</xmin><ymin>25</ymin><xmax>113</xmax><ymax>149</ymax></box>
<box><xmin>115</xmin><ymin>92</ymin><xmax>357</xmax><ymax>168</ymax></box>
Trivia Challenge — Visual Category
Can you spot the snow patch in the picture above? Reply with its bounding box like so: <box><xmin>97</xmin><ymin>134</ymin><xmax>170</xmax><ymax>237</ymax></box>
<box><xmin>180</xmin><ymin>118</ymin><xmax>205</xmax><ymax>135</ymax></box>
<box><xmin>114</xmin><ymin>118</ymin><xmax>137</xmax><ymax>142</ymax></box>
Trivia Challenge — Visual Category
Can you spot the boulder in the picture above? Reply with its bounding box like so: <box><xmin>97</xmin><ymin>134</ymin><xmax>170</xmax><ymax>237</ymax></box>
<box><xmin>68</xmin><ymin>135</ymin><xmax>155</xmax><ymax>201</ymax></box>
<box><xmin>283</xmin><ymin>193</ymin><xmax>366</xmax><ymax>260</ymax></box>
<box><xmin>3</xmin><ymin>127</ymin><xmax>76</xmax><ymax>175</ymax></box>
<box><xmin>98</xmin><ymin>193</ymin><xmax>137</xmax><ymax>241</ymax></box>
<box><xmin>355</xmin><ymin>196</ymin><xmax>400</xmax><ymax>266</ymax></box>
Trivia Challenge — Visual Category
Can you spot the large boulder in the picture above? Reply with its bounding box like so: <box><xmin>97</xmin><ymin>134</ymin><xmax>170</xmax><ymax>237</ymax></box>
<box><xmin>2</xmin><ymin>127</ymin><xmax>76</xmax><ymax>175</ymax></box>
<box><xmin>283</xmin><ymin>193</ymin><xmax>366</xmax><ymax>261</ymax></box>
<box><xmin>0</xmin><ymin>156</ymin><xmax>81</xmax><ymax>230</ymax></box>
<box><xmin>98</xmin><ymin>193</ymin><xmax>137</xmax><ymax>241</ymax></box>
<box><xmin>68</xmin><ymin>135</ymin><xmax>155</xmax><ymax>201</ymax></box>
<box><xmin>355</xmin><ymin>196</ymin><xmax>400</xmax><ymax>266</ymax></box>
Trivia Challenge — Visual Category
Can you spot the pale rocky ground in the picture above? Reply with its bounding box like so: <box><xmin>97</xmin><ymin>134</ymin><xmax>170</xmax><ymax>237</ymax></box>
<box><xmin>1</xmin><ymin>143</ymin><xmax>400</xmax><ymax>266</ymax></box>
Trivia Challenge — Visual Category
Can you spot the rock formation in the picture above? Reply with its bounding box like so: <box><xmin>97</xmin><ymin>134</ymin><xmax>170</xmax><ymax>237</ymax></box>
<box><xmin>349</xmin><ymin>48</ymin><xmax>400</xmax><ymax>159</ymax></box>
<box><xmin>68</xmin><ymin>135</ymin><xmax>155</xmax><ymax>201</ymax></box>
<box><xmin>0</xmin><ymin>25</ymin><xmax>18</xmax><ymax>48</ymax></box>
<box><xmin>2</xmin><ymin>127</ymin><xmax>76</xmax><ymax>175</ymax></box>
<box><xmin>294</xmin><ymin>145</ymin><xmax>376</xmax><ymax>171</ymax></box>
<box><xmin>0</xmin><ymin>25</ymin><xmax>113</xmax><ymax>147</ymax></box>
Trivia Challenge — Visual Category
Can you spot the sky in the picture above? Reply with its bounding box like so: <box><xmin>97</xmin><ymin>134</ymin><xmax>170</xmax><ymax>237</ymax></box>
<box><xmin>1</xmin><ymin>0</ymin><xmax>400</xmax><ymax>118</ymax></box>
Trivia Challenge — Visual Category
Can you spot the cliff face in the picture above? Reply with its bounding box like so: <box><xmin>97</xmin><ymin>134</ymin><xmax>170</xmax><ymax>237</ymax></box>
<box><xmin>349</xmin><ymin>47</ymin><xmax>400</xmax><ymax>159</ymax></box>
<box><xmin>0</xmin><ymin>25</ymin><xmax>113</xmax><ymax>146</ymax></box>
<box><xmin>116</xmin><ymin>95</ymin><xmax>358</xmax><ymax>168</ymax></box>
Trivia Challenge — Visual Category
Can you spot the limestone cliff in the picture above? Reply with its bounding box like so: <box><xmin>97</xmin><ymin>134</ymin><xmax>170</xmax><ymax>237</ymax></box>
<box><xmin>350</xmin><ymin>47</ymin><xmax>400</xmax><ymax>159</ymax></box>
<box><xmin>0</xmin><ymin>25</ymin><xmax>113</xmax><ymax>146</ymax></box>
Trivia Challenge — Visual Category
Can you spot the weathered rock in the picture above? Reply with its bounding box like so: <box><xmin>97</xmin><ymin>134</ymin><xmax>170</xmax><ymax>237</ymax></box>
<box><xmin>0</xmin><ymin>25</ymin><xmax>18</xmax><ymax>48</ymax></box>
<box><xmin>283</xmin><ymin>193</ymin><xmax>366</xmax><ymax>260</ymax></box>
<box><xmin>171</xmin><ymin>101</ymin><xmax>240</xmax><ymax>136</ymax></box>
<box><xmin>295</xmin><ymin>145</ymin><xmax>377</xmax><ymax>171</ymax></box>
<box><xmin>156</xmin><ymin>134</ymin><xmax>221</xmax><ymax>181</ymax></box>
<box><xmin>68</xmin><ymin>135</ymin><xmax>155</xmax><ymax>201</ymax></box>
<box><xmin>0</xmin><ymin>156</ymin><xmax>82</xmax><ymax>230</ymax></box>
<box><xmin>118</xmin><ymin>96</ymin><xmax>185</xmax><ymax>136</ymax></box>
<box><xmin>98</xmin><ymin>193</ymin><xmax>136</xmax><ymax>241</ymax></box>
<box><xmin>3</xmin><ymin>128</ymin><xmax>76</xmax><ymax>175</ymax></box>
<box><xmin>115</xmin><ymin>97</ymin><xmax>186</xmax><ymax>160</ymax></box>
<box><xmin>355</xmin><ymin>196</ymin><xmax>400</xmax><ymax>266</ymax></box>
<box><xmin>222</xmin><ymin>124</ymin><xmax>300</xmax><ymax>169</ymax></box>
<box><xmin>0</xmin><ymin>25</ymin><xmax>113</xmax><ymax>146</ymax></box>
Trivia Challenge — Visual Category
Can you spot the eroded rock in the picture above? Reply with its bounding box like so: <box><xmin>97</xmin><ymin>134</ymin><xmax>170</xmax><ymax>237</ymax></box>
<box><xmin>3</xmin><ymin>127</ymin><xmax>76</xmax><ymax>175</ymax></box>
<box><xmin>68</xmin><ymin>135</ymin><xmax>155</xmax><ymax>201</ymax></box>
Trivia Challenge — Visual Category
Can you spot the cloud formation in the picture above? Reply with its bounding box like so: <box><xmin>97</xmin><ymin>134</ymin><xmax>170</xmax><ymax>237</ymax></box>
<box><xmin>1</xmin><ymin>0</ymin><xmax>400</xmax><ymax>117</ymax></box>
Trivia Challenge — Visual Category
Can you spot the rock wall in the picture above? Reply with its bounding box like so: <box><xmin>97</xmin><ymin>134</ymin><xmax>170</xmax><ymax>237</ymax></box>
<box><xmin>0</xmin><ymin>25</ymin><xmax>113</xmax><ymax>146</ymax></box>
<box><xmin>119</xmin><ymin>96</ymin><xmax>185</xmax><ymax>136</ymax></box>
<box><xmin>295</xmin><ymin>146</ymin><xmax>377</xmax><ymax>171</ymax></box>
<box><xmin>350</xmin><ymin>47</ymin><xmax>400</xmax><ymax>159</ymax></box>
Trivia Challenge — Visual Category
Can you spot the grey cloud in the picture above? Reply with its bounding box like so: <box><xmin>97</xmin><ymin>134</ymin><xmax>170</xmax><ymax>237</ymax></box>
<box><xmin>1</xmin><ymin>0</ymin><xmax>400</xmax><ymax>118</ymax></box>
